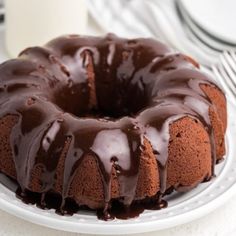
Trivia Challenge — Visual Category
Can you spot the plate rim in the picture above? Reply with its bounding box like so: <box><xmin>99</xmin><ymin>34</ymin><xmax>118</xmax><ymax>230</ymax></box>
<box><xmin>0</xmin><ymin>179</ymin><xmax>236</xmax><ymax>235</ymax></box>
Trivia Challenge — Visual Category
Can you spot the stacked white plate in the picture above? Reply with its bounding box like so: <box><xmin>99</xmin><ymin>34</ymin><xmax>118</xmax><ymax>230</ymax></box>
<box><xmin>180</xmin><ymin>0</ymin><xmax>236</xmax><ymax>44</ymax></box>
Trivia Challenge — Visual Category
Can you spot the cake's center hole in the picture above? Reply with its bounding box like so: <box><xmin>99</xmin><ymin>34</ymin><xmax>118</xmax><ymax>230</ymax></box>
<box><xmin>53</xmin><ymin>47</ymin><xmax>151</xmax><ymax>119</ymax></box>
<box><xmin>53</xmin><ymin>83</ymin><xmax>150</xmax><ymax>119</ymax></box>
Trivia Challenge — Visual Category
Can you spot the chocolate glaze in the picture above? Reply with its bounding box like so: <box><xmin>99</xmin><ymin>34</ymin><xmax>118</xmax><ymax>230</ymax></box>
<box><xmin>0</xmin><ymin>34</ymin><xmax>223</xmax><ymax>220</ymax></box>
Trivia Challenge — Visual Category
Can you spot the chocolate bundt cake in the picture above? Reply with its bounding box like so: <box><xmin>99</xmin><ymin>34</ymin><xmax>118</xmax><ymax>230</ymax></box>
<box><xmin>0</xmin><ymin>34</ymin><xmax>227</xmax><ymax>220</ymax></box>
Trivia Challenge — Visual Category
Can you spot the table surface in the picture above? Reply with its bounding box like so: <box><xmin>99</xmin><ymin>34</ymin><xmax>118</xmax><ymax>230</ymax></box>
<box><xmin>0</xmin><ymin>16</ymin><xmax>236</xmax><ymax>236</ymax></box>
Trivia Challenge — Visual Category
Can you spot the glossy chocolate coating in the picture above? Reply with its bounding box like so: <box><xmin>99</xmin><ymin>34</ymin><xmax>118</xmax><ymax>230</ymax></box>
<box><xmin>0</xmin><ymin>34</ymin><xmax>221</xmax><ymax>219</ymax></box>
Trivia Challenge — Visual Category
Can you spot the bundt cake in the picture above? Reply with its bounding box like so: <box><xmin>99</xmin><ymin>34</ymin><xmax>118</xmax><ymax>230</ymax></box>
<box><xmin>0</xmin><ymin>34</ymin><xmax>227</xmax><ymax>220</ymax></box>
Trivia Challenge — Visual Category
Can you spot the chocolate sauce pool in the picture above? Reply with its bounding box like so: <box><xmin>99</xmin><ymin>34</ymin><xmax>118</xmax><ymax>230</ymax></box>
<box><xmin>0</xmin><ymin>173</ymin><xmax>167</xmax><ymax>220</ymax></box>
<box><xmin>0</xmin><ymin>34</ymin><xmax>223</xmax><ymax>220</ymax></box>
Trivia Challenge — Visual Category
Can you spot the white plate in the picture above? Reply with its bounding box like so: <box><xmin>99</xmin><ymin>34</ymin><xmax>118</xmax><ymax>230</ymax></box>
<box><xmin>0</xmin><ymin>26</ymin><xmax>236</xmax><ymax>235</ymax></box>
<box><xmin>180</xmin><ymin>0</ymin><xmax>236</xmax><ymax>44</ymax></box>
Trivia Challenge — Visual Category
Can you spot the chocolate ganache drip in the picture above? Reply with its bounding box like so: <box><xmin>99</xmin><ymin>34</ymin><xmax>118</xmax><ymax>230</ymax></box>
<box><xmin>0</xmin><ymin>34</ymin><xmax>223</xmax><ymax>219</ymax></box>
